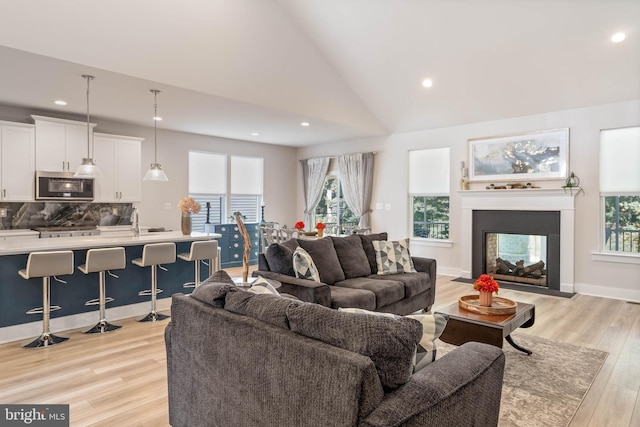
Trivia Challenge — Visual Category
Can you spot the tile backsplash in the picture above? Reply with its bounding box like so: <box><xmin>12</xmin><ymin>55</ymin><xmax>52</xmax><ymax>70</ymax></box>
<box><xmin>0</xmin><ymin>202</ymin><xmax>133</xmax><ymax>230</ymax></box>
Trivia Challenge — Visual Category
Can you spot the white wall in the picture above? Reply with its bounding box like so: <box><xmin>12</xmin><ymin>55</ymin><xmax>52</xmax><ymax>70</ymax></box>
<box><xmin>297</xmin><ymin>100</ymin><xmax>640</xmax><ymax>301</ymax></box>
<box><xmin>0</xmin><ymin>104</ymin><xmax>299</xmax><ymax>230</ymax></box>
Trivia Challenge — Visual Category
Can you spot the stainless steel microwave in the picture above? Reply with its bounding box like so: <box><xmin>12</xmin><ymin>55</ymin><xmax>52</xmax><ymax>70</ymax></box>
<box><xmin>35</xmin><ymin>171</ymin><xmax>95</xmax><ymax>201</ymax></box>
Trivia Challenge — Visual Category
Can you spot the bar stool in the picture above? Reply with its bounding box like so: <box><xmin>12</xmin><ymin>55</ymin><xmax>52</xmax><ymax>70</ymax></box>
<box><xmin>132</xmin><ymin>242</ymin><xmax>176</xmax><ymax>322</ymax></box>
<box><xmin>18</xmin><ymin>250</ymin><xmax>74</xmax><ymax>348</ymax></box>
<box><xmin>178</xmin><ymin>240</ymin><xmax>219</xmax><ymax>289</ymax></box>
<box><xmin>78</xmin><ymin>247</ymin><xmax>126</xmax><ymax>334</ymax></box>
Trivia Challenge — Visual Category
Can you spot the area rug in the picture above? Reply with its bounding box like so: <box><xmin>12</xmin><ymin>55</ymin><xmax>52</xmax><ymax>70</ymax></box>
<box><xmin>437</xmin><ymin>333</ymin><xmax>608</xmax><ymax>427</ymax></box>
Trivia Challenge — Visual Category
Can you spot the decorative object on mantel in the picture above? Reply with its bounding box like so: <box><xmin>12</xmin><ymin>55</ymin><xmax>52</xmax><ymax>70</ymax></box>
<box><xmin>473</xmin><ymin>274</ymin><xmax>500</xmax><ymax>306</ymax></box>
<box><xmin>294</xmin><ymin>221</ymin><xmax>305</xmax><ymax>232</ymax></box>
<box><xmin>74</xmin><ymin>75</ymin><xmax>102</xmax><ymax>178</ymax></box>
<box><xmin>460</xmin><ymin>161</ymin><xmax>470</xmax><ymax>190</ymax></box>
<box><xmin>486</xmin><ymin>182</ymin><xmax>539</xmax><ymax>190</ymax></box>
<box><xmin>458</xmin><ymin>295</ymin><xmax>517</xmax><ymax>315</ymax></box>
<box><xmin>315</xmin><ymin>222</ymin><xmax>326</xmax><ymax>237</ymax></box>
<box><xmin>468</xmin><ymin>128</ymin><xmax>569</xmax><ymax>183</ymax></box>
<box><xmin>143</xmin><ymin>89</ymin><xmax>169</xmax><ymax>181</ymax></box>
<box><xmin>178</xmin><ymin>197</ymin><xmax>201</xmax><ymax>235</ymax></box>
<box><xmin>562</xmin><ymin>171</ymin><xmax>585</xmax><ymax>196</ymax></box>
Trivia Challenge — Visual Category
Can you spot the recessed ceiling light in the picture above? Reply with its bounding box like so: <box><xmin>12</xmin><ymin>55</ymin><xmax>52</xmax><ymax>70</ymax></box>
<box><xmin>153</xmin><ymin>116</ymin><xmax>163</xmax><ymax>121</ymax></box>
<box><xmin>54</xmin><ymin>100</ymin><xmax>67</xmax><ymax>106</ymax></box>
<box><xmin>300</xmin><ymin>122</ymin><xmax>310</xmax><ymax>127</ymax></box>
<box><xmin>251</xmin><ymin>132</ymin><xmax>260</xmax><ymax>136</ymax></box>
<box><xmin>611</xmin><ymin>32</ymin><xmax>626</xmax><ymax>43</ymax></box>
<box><xmin>421</xmin><ymin>79</ymin><xmax>433</xmax><ymax>88</ymax></box>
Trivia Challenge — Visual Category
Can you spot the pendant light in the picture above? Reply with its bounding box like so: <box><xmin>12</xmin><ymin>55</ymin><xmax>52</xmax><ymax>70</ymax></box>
<box><xmin>143</xmin><ymin>89</ymin><xmax>169</xmax><ymax>181</ymax></box>
<box><xmin>74</xmin><ymin>75</ymin><xmax>102</xmax><ymax>177</ymax></box>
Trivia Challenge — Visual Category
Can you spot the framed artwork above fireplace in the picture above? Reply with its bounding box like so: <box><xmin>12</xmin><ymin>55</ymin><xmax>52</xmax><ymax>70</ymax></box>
<box><xmin>468</xmin><ymin>128</ymin><xmax>569</xmax><ymax>182</ymax></box>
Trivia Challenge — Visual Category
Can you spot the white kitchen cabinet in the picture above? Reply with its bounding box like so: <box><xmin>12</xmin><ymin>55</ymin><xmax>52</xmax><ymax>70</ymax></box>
<box><xmin>0</xmin><ymin>121</ymin><xmax>35</xmax><ymax>201</ymax></box>
<box><xmin>32</xmin><ymin>115</ymin><xmax>95</xmax><ymax>172</ymax></box>
<box><xmin>93</xmin><ymin>133</ymin><xmax>143</xmax><ymax>202</ymax></box>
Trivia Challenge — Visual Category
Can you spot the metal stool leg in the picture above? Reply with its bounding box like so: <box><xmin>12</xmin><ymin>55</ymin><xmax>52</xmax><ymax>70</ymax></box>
<box><xmin>83</xmin><ymin>271</ymin><xmax>122</xmax><ymax>334</ymax></box>
<box><xmin>182</xmin><ymin>261</ymin><xmax>197</xmax><ymax>289</ymax></box>
<box><xmin>22</xmin><ymin>277</ymin><xmax>68</xmax><ymax>348</ymax></box>
<box><xmin>138</xmin><ymin>265</ymin><xmax>169</xmax><ymax>322</ymax></box>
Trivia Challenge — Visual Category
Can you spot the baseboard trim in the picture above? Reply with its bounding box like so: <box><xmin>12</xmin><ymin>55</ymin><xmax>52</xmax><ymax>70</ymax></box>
<box><xmin>0</xmin><ymin>298</ymin><xmax>173</xmax><ymax>345</ymax></box>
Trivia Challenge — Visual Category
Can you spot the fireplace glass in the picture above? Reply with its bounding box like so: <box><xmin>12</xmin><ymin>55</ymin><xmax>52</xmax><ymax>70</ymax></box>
<box><xmin>485</xmin><ymin>233</ymin><xmax>548</xmax><ymax>287</ymax></box>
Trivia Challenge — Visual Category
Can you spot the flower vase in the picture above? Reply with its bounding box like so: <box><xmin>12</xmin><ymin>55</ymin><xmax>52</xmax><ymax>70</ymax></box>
<box><xmin>479</xmin><ymin>291</ymin><xmax>493</xmax><ymax>307</ymax></box>
<box><xmin>317</xmin><ymin>229</ymin><xmax>324</xmax><ymax>237</ymax></box>
<box><xmin>181</xmin><ymin>212</ymin><xmax>192</xmax><ymax>235</ymax></box>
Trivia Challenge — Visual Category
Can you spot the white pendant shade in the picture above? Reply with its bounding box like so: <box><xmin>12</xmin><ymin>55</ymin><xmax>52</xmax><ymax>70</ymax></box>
<box><xmin>143</xmin><ymin>163</ymin><xmax>168</xmax><ymax>181</ymax></box>
<box><xmin>74</xmin><ymin>158</ymin><xmax>102</xmax><ymax>178</ymax></box>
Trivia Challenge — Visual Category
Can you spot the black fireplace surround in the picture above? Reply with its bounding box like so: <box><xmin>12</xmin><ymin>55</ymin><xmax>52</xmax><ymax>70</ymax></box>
<box><xmin>472</xmin><ymin>210</ymin><xmax>561</xmax><ymax>292</ymax></box>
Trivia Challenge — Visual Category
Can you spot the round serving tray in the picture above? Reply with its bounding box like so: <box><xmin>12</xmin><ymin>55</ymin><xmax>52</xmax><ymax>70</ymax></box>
<box><xmin>458</xmin><ymin>295</ymin><xmax>517</xmax><ymax>315</ymax></box>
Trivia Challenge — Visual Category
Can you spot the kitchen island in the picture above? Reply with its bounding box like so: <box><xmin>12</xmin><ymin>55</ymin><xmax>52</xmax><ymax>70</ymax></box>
<box><xmin>0</xmin><ymin>231</ymin><xmax>221</xmax><ymax>344</ymax></box>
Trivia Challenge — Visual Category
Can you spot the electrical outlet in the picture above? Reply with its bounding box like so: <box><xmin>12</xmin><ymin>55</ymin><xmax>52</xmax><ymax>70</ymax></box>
<box><xmin>0</xmin><ymin>208</ymin><xmax>6</xmax><ymax>217</ymax></box>
<box><xmin>164</xmin><ymin>202</ymin><xmax>172</xmax><ymax>210</ymax></box>
<box><xmin>385</xmin><ymin>203</ymin><xmax>392</xmax><ymax>210</ymax></box>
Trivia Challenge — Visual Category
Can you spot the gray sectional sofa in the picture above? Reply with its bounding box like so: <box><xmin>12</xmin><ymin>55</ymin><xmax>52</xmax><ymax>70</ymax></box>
<box><xmin>165</xmin><ymin>283</ymin><xmax>505</xmax><ymax>427</ymax></box>
<box><xmin>254</xmin><ymin>233</ymin><xmax>437</xmax><ymax>315</ymax></box>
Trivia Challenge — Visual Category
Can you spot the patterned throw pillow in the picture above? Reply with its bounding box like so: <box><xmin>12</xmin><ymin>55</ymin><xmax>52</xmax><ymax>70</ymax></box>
<box><xmin>249</xmin><ymin>276</ymin><xmax>282</xmax><ymax>295</ymax></box>
<box><xmin>293</xmin><ymin>247</ymin><xmax>321</xmax><ymax>282</ymax></box>
<box><xmin>372</xmin><ymin>238</ymin><xmax>417</xmax><ymax>275</ymax></box>
<box><xmin>338</xmin><ymin>307</ymin><xmax>447</xmax><ymax>373</ymax></box>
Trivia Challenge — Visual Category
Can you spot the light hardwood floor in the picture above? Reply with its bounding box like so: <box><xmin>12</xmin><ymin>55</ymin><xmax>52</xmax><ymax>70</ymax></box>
<box><xmin>1</xmin><ymin>269</ymin><xmax>639</xmax><ymax>426</ymax></box>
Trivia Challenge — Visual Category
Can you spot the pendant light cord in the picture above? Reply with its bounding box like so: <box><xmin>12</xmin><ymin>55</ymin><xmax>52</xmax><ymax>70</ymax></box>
<box><xmin>82</xmin><ymin>75</ymin><xmax>94</xmax><ymax>158</ymax></box>
<box><xmin>151</xmin><ymin>89</ymin><xmax>160</xmax><ymax>164</ymax></box>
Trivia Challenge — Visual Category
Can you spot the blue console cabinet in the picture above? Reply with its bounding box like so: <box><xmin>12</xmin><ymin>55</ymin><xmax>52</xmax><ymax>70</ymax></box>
<box><xmin>214</xmin><ymin>223</ymin><xmax>260</xmax><ymax>268</ymax></box>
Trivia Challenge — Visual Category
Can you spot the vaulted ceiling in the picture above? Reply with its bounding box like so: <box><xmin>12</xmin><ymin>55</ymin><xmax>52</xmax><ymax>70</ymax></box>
<box><xmin>0</xmin><ymin>0</ymin><xmax>637</xmax><ymax>147</ymax></box>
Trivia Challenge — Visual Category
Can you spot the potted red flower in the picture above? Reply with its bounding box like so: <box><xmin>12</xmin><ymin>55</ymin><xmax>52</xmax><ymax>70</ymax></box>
<box><xmin>294</xmin><ymin>221</ymin><xmax>305</xmax><ymax>231</ymax></box>
<box><xmin>473</xmin><ymin>274</ymin><xmax>499</xmax><ymax>307</ymax></box>
<box><xmin>315</xmin><ymin>222</ymin><xmax>326</xmax><ymax>237</ymax></box>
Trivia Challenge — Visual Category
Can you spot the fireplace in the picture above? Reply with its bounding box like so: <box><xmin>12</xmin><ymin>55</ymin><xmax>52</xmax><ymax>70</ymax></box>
<box><xmin>459</xmin><ymin>189</ymin><xmax>575</xmax><ymax>294</ymax></box>
<box><xmin>472</xmin><ymin>210</ymin><xmax>561</xmax><ymax>292</ymax></box>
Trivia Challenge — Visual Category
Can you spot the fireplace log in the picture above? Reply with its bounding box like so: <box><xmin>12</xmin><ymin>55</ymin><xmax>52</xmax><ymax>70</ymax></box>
<box><xmin>524</xmin><ymin>260</ymin><xmax>545</xmax><ymax>274</ymax></box>
<box><xmin>530</xmin><ymin>269</ymin><xmax>543</xmax><ymax>279</ymax></box>
<box><xmin>495</xmin><ymin>258</ymin><xmax>512</xmax><ymax>274</ymax></box>
<box><xmin>513</xmin><ymin>260</ymin><xmax>525</xmax><ymax>276</ymax></box>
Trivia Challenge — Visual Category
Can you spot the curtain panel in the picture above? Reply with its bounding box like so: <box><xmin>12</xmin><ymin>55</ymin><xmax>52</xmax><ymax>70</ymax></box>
<box><xmin>338</xmin><ymin>152</ymin><xmax>375</xmax><ymax>228</ymax></box>
<box><xmin>300</xmin><ymin>157</ymin><xmax>330</xmax><ymax>227</ymax></box>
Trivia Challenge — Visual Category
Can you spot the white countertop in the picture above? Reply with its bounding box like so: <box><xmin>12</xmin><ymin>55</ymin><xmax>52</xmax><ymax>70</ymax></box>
<box><xmin>0</xmin><ymin>231</ymin><xmax>222</xmax><ymax>256</ymax></box>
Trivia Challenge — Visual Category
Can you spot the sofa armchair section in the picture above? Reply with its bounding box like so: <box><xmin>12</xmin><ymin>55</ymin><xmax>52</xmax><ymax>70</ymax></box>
<box><xmin>165</xmin><ymin>284</ymin><xmax>505</xmax><ymax>427</ymax></box>
<box><xmin>254</xmin><ymin>233</ymin><xmax>437</xmax><ymax>315</ymax></box>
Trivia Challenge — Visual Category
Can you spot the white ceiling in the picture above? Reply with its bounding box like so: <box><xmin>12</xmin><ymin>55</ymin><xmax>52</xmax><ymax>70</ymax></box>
<box><xmin>0</xmin><ymin>0</ymin><xmax>637</xmax><ymax>147</ymax></box>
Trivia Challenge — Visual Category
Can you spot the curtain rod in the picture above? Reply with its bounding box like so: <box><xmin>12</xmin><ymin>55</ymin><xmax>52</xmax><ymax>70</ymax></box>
<box><xmin>301</xmin><ymin>151</ymin><xmax>376</xmax><ymax>162</ymax></box>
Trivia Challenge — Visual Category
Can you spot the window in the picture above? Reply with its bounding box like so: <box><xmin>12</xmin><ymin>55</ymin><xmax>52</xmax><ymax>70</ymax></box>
<box><xmin>600</xmin><ymin>127</ymin><xmax>640</xmax><ymax>253</ymax></box>
<box><xmin>189</xmin><ymin>153</ymin><xmax>264</xmax><ymax>227</ymax></box>
<box><xmin>230</xmin><ymin>156</ymin><xmax>263</xmax><ymax>223</ymax></box>
<box><xmin>409</xmin><ymin>148</ymin><xmax>450</xmax><ymax>240</ymax></box>
<box><xmin>315</xmin><ymin>175</ymin><xmax>357</xmax><ymax>234</ymax></box>
<box><xmin>189</xmin><ymin>151</ymin><xmax>226</xmax><ymax>231</ymax></box>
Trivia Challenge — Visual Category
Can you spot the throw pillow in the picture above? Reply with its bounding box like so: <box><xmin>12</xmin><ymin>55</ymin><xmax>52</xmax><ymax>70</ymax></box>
<box><xmin>297</xmin><ymin>238</ymin><xmax>346</xmax><ymax>284</ymax></box>
<box><xmin>358</xmin><ymin>232</ymin><xmax>388</xmax><ymax>275</ymax></box>
<box><xmin>292</xmin><ymin>247</ymin><xmax>321</xmax><ymax>282</ymax></box>
<box><xmin>190</xmin><ymin>282</ymin><xmax>239</xmax><ymax>307</ymax></box>
<box><xmin>249</xmin><ymin>276</ymin><xmax>282</xmax><ymax>295</ymax></box>
<box><xmin>287</xmin><ymin>302</ymin><xmax>422</xmax><ymax>389</ymax></box>
<box><xmin>372</xmin><ymin>238</ymin><xmax>417</xmax><ymax>275</ymax></box>
<box><xmin>201</xmin><ymin>269</ymin><xmax>235</xmax><ymax>286</ymax></box>
<box><xmin>338</xmin><ymin>307</ymin><xmax>448</xmax><ymax>373</ymax></box>
<box><xmin>264</xmin><ymin>239</ymin><xmax>300</xmax><ymax>276</ymax></box>
<box><xmin>330</xmin><ymin>235</ymin><xmax>371</xmax><ymax>279</ymax></box>
<box><xmin>225</xmin><ymin>290</ymin><xmax>301</xmax><ymax>330</ymax></box>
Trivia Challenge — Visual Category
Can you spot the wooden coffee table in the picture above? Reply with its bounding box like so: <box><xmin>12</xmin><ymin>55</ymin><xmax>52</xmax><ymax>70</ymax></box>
<box><xmin>435</xmin><ymin>300</ymin><xmax>535</xmax><ymax>355</ymax></box>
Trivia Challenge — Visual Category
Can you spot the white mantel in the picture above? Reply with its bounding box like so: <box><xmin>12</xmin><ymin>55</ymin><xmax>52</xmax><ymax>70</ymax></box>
<box><xmin>459</xmin><ymin>188</ymin><xmax>576</xmax><ymax>293</ymax></box>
